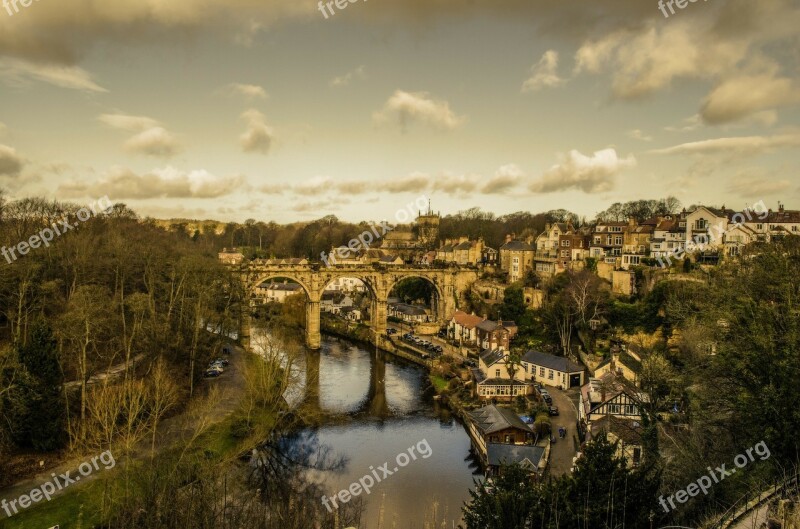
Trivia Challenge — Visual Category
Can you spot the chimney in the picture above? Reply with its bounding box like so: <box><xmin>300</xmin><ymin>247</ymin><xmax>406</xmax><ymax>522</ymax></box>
<box><xmin>779</xmin><ymin>202</ymin><xmax>785</xmax><ymax>213</ymax></box>
<box><xmin>525</xmin><ymin>235</ymin><xmax>533</xmax><ymax>245</ymax></box>
<box><xmin>505</xmin><ymin>234</ymin><xmax>512</xmax><ymax>244</ymax></box>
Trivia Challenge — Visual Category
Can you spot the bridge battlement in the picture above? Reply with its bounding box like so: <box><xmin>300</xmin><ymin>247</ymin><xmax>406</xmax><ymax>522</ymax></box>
<box><xmin>237</xmin><ymin>262</ymin><xmax>479</xmax><ymax>350</ymax></box>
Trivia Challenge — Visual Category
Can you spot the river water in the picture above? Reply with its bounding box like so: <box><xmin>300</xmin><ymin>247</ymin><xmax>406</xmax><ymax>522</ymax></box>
<box><xmin>282</xmin><ymin>334</ymin><xmax>479</xmax><ymax>528</ymax></box>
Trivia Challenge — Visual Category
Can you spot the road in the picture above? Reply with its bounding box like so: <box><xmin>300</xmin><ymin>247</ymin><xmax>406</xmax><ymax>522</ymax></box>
<box><xmin>545</xmin><ymin>387</ymin><xmax>581</xmax><ymax>476</ymax></box>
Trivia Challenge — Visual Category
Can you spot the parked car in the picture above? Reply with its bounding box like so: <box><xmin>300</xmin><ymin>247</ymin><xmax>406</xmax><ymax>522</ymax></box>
<box><xmin>542</xmin><ymin>394</ymin><xmax>553</xmax><ymax>404</ymax></box>
<box><xmin>433</xmin><ymin>346</ymin><xmax>443</xmax><ymax>354</ymax></box>
<box><xmin>213</xmin><ymin>358</ymin><xmax>230</xmax><ymax>367</ymax></box>
<box><xmin>204</xmin><ymin>367</ymin><xmax>223</xmax><ymax>378</ymax></box>
<box><xmin>387</xmin><ymin>328</ymin><xmax>398</xmax><ymax>335</ymax></box>
<box><xmin>549</xmin><ymin>406</ymin><xmax>559</xmax><ymax>416</ymax></box>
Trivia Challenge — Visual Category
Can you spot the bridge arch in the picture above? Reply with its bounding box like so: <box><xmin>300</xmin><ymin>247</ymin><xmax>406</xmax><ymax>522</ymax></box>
<box><xmin>248</xmin><ymin>274</ymin><xmax>312</xmax><ymax>300</ymax></box>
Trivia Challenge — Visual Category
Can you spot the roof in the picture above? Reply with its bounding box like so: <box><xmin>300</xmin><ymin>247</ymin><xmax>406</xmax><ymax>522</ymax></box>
<box><xmin>390</xmin><ymin>303</ymin><xmax>428</xmax><ymax>316</ymax></box>
<box><xmin>588</xmin><ymin>416</ymin><xmax>643</xmax><ymax>446</ymax></box>
<box><xmin>487</xmin><ymin>443</ymin><xmax>545</xmax><ymax>470</ymax></box>
<box><xmin>259</xmin><ymin>281</ymin><xmax>303</xmax><ymax>291</ymax></box>
<box><xmin>500</xmin><ymin>240</ymin><xmax>535</xmax><ymax>251</ymax></box>
<box><xmin>617</xmin><ymin>352</ymin><xmax>642</xmax><ymax>375</ymax></box>
<box><xmin>480</xmin><ymin>348</ymin><xmax>506</xmax><ymax>367</ymax></box>
<box><xmin>468</xmin><ymin>404</ymin><xmax>533</xmax><ymax>435</ymax></box>
<box><xmin>451</xmin><ymin>310</ymin><xmax>485</xmax><ymax>329</ymax></box>
<box><xmin>521</xmin><ymin>350</ymin><xmax>584</xmax><ymax>374</ymax></box>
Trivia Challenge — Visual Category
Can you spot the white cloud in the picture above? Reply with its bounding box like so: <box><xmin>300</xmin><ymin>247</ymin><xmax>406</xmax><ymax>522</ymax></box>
<box><xmin>240</xmin><ymin>109</ymin><xmax>274</xmax><ymax>154</ymax></box>
<box><xmin>0</xmin><ymin>144</ymin><xmax>24</xmax><ymax>176</ymax></box>
<box><xmin>330</xmin><ymin>65</ymin><xmax>367</xmax><ymax>87</ymax></box>
<box><xmin>700</xmin><ymin>73</ymin><xmax>800</xmax><ymax>124</ymax></box>
<box><xmin>481</xmin><ymin>164</ymin><xmax>525</xmax><ymax>193</ymax></box>
<box><xmin>57</xmin><ymin>166</ymin><xmax>246</xmax><ymax>199</ymax></box>
<box><xmin>522</xmin><ymin>50</ymin><xmax>565</xmax><ymax>92</ymax></box>
<box><xmin>225</xmin><ymin>83</ymin><xmax>268</xmax><ymax>99</ymax></box>
<box><xmin>627</xmin><ymin>129</ymin><xmax>653</xmax><ymax>142</ymax></box>
<box><xmin>650</xmin><ymin>134</ymin><xmax>800</xmax><ymax>156</ymax></box>
<box><xmin>0</xmin><ymin>58</ymin><xmax>106</xmax><ymax>92</ymax></box>
<box><xmin>727</xmin><ymin>173</ymin><xmax>793</xmax><ymax>197</ymax></box>
<box><xmin>98</xmin><ymin>113</ymin><xmax>181</xmax><ymax>158</ymax></box>
<box><xmin>373</xmin><ymin>90</ymin><xmax>466</xmax><ymax>132</ymax></box>
<box><xmin>124</xmin><ymin>127</ymin><xmax>182</xmax><ymax>157</ymax></box>
<box><xmin>529</xmin><ymin>148</ymin><xmax>635</xmax><ymax>194</ymax></box>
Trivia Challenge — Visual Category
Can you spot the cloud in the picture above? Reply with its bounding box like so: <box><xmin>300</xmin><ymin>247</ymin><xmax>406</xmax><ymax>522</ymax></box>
<box><xmin>57</xmin><ymin>166</ymin><xmax>246</xmax><ymax>199</ymax></box>
<box><xmin>384</xmin><ymin>172</ymin><xmax>433</xmax><ymax>193</ymax></box>
<box><xmin>727</xmin><ymin>173</ymin><xmax>793</xmax><ymax>197</ymax></box>
<box><xmin>373</xmin><ymin>90</ymin><xmax>466</xmax><ymax>132</ymax></box>
<box><xmin>627</xmin><ymin>129</ymin><xmax>653</xmax><ymax>142</ymax></box>
<box><xmin>225</xmin><ymin>83</ymin><xmax>268</xmax><ymax>99</ymax></box>
<box><xmin>650</xmin><ymin>134</ymin><xmax>800</xmax><ymax>157</ymax></box>
<box><xmin>572</xmin><ymin>0</ymin><xmax>800</xmax><ymax>121</ymax></box>
<box><xmin>522</xmin><ymin>50</ymin><xmax>565</xmax><ymax>92</ymax></box>
<box><xmin>0</xmin><ymin>145</ymin><xmax>24</xmax><ymax>176</ymax></box>
<box><xmin>98</xmin><ymin>113</ymin><xmax>181</xmax><ymax>158</ymax></box>
<box><xmin>330</xmin><ymin>65</ymin><xmax>367</xmax><ymax>87</ymax></box>
<box><xmin>0</xmin><ymin>58</ymin><xmax>106</xmax><ymax>92</ymax></box>
<box><xmin>480</xmin><ymin>164</ymin><xmax>525</xmax><ymax>193</ymax></box>
<box><xmin>664</xmin><ymin>114</ymin><xmax>702</xmax><ymax>133</ymax></box>
<box><xmin>700</xmin><ymin>73</ymin><xmax>800</xmax><ymax>124</ymax></box>
<box><xmin>240</xmin><ymin>109</ymin><xmax>274</xmax><ymax>154</ymax></box>
<box><xmin>529</xmin><ymin>148</ymin><xmax>635</xmax><ymax>193</ymax></box>
<box><xmin>123</xmin><ymin>127</ymin><xmax>182</xmax><ymax>157</ymax></box>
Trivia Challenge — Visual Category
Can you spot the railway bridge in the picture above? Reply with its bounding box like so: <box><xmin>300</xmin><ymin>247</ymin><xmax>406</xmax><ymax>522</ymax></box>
<box><xmin>240</xmin><ymin>262</ymin><xmax>480</xmax><ymax>349</ymax></box>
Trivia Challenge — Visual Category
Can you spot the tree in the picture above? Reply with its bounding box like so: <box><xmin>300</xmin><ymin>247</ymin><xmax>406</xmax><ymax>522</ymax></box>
<box><xmin>13</xmin><ymin>322</ymin><xmax>66</xmax><ymax>451</ymax></box>
<box><xmin>462</xmin><ymin>464</ymin><xmax>540</xmax><ymax>529</ymax></box>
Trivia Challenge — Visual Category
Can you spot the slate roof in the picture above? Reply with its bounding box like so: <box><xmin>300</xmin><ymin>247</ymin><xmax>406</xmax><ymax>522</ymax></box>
<box><xmin>521</xmin><ymin>350</ymin><xmax>584</xmax><ymax>373</ymax></box>
<box><xmin>480</xmin><ymin>348</ymin><xmax>506</xmax><ymax>367</ymax></box>
<box><xmin>487</xmin><ymin>443</ymin><xmax>545</xmax><ymax>470</ymax></box>
<box><xmin>500</xmin><ymin>241</ymin><xmax>535</xmax><ymax>251</ymax></box>
<box><xmin>468</xmin><ymin>405</ymin><xmax>533</xmax><ymax>435</ymax></box>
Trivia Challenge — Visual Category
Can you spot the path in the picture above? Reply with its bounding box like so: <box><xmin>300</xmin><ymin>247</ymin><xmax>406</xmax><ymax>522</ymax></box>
<box><xmin>546</xmin><ymin>387</ymin><xmax>580</xmax><ymax>476</ymax></box>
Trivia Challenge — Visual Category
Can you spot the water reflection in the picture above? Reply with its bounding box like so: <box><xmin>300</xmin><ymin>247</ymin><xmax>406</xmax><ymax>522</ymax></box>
<box><xmin>279</xmin><ymin>334</ymin><xmax>478</xmax><ymax>528</ymax></box>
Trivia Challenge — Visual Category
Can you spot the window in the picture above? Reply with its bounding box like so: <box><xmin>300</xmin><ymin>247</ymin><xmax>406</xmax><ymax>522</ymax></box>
<box><xmin>548</xmin><ymin>370</ymin><xmax>554</xmax><ymax>380</ymax></box>
<box><xmin>757</xmin><ymin>224</ymin><xmax>763</xmax><ymax>230</ymax></box>
<box><xmin>696</xmin><ymin>218</ymin><xmax>708</xmax><ymax>230</ymax></box>
<box><xmin>614</xmin><ymin>236</ymin><xmax>623</xmax><ymax>245</ymax></box>
<box><xmin>794</xmin><ymin>226</ymin><xmax>798</xmax><ymax>232</ymax></box>
<box><xmin>625</xmin><ymin>404</ymin><xmax>636</xmax><ymax>415</ymax></box>
<box><xmin>562</xmin><ymin>240</ymin><xmax>570</xmax><ymax>247</ymax></box>
<box><xmin>495</xmin><ymin>369</ymin><xmax>500</xmax><ymax>378</ymax></box>
<box><xmin>539</xmin><ymin>367</ymin><xmax>545</xmax><ymax>377</ymax></box>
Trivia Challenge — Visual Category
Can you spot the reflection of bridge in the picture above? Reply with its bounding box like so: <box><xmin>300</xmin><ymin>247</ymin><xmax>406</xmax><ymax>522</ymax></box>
<box><xmin>240</xmin><ymin>264</ymin><xmax>479</xmax><ymax>349</ymax></box>
<box><xmin>301</xmin><ymin>347</ymin><xmax>391</xmax><ymax>419</ymax></box>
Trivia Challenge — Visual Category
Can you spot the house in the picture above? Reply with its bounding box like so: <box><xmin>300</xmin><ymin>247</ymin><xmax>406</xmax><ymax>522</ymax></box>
<box><xmin>466</xmin><ymin>404</ymin><xmax>535</xmax><ymax>463</ymax></box>
<box><xmin>499</xmin><ymin>235</ymin><xmax>536</xmax><ymax>282</ymax></box>
<box><xmin>448</xmin><ymin>310</ymin><xmax>485</xmax><ymax>344</ymax></box>
<box><xmin>338</xmin><ymin>306</ymin><xmax>362</xmax><ymax>322</ymax></box>
<box><xmin>579</xmin><ymin>375</ymin><xmax>647</xmax><ymax>426</ymax></box>
<box><xmin>487</xmin><ymin>443</ymin><xmax>546</xmax><ymax>477</ymax></box>
<box><xmin>476</xmin><ymin>319</ymin><xmax>517</xmax><ymax>350</ymax></box>
<box><xmin>650</xmin><ymin>214</ymin><xmax>687</xmax><ymax>260</ymax></box>
<box><xmin>586</xmin><ymin>415</ymin><xmax>644</xmax><ymax>468</ymax></box>
<box><xmin>388</xmin><ymin>302</ymin><xmax>430</xmax><ymax>323</ymax></box>
<box><xmin>621</xmin><ymin>218</ymin><xmax>654</xmax><ymax>270</ymax></box>
<box><xmin>254</xmin><ymin>281</ymin><xmax>305</xmax><ymax>304</ymax></box>
<box><xmin>325</xmin><ymin>277</ymin><xmax>367</xmax><ymax>293</ymax></box>
<box><xmin>379</xmin><ymin>255</ymin><xmax>404</xmax><ymax>266</ymax></box>
<box><xmin>535</xmin><ymin>223</ymin><xmax>580</xmax><ymax>277</ymax></box>
<box><xmin>589</xmin><ymin>222</ymin><xmax>627</xmax><ymax>264</ymax></box>
<box><xmin>521</xmin><ymin>350</ymin><xmax>585</xmax><ymax>389</ymax></box>
<box><xmin>594</xmin><ymin>350</ymin><xmax>642</xmax><ymax>385</ymax></box>
<box><xmin>218</xmin><ymin>248</ymin><xmax>244</xmax><ymax>265</ymax></box>
<box><xmin>482</xmin><ymin>246</ymin><xmax>498</xmax><ymax>265</ymax></box>
<box><xmin>475</xmin><ymin>348</ymin><xmax>530</xmax><ymax>400</ymax></box>
<box><xmin>330</xmin><ymin>295</ymin><xmax>355</xmax><ymax>315</ymax></box>
<box><xmin>437</xmin><ymin>237</ymin><xmax>485</xmax><ymax>265</ymax></box>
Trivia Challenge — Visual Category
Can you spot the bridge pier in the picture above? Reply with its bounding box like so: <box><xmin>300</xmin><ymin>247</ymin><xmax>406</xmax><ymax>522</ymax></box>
<box><xmin>371</xmin><ymin>298</ymin><xmax>388</xmax><ymax>346</ymax></box>
<box><xmin>239</xmin><ymin>306</ymin><xmax>252</xmax><ymax>350</ymax></box>
<box><xmin>306</xmin><ymin>300</ymin><xmax>321</xmax><ymax>350</ymax></box>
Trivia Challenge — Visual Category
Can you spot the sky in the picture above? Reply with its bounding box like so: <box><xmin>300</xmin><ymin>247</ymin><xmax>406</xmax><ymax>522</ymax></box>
<box><xmin>0</xmin><ymin>0</ymin><xmax>798</xmax><ymax>223</ymax></box>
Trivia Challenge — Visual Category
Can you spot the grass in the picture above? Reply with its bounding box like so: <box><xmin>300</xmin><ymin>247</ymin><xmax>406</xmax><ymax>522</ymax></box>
<box><xmin>430</xmin><ymin>374</ymin><xmax>449</xmax><ymax>392</ymax></box>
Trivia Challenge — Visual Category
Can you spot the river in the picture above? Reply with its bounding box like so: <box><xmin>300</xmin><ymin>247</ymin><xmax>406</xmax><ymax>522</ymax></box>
<box><xmin>273</xmin><ymin>332</ymin><xmax>480</xmax><ymax>528</ymax></box>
